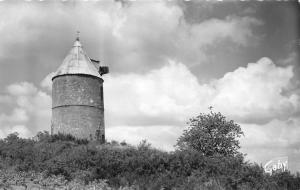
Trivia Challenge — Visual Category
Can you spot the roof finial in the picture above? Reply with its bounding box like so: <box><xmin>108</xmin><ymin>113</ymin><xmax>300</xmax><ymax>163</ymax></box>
<box><xmin>76</xmin><ymin>31</ymin><xmax>80</xmax><ymax>41</ymax></box>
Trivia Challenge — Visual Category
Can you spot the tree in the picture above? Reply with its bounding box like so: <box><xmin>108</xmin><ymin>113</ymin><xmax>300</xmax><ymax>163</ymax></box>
<box><xmin>176</xmin><ymin>111</ymin><xmax>244</xmax><ymax>157</ymax></box>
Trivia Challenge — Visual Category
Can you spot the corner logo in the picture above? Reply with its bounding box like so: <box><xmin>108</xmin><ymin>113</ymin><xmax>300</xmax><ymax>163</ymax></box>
<box><xmin>264</xmin><ymin>156</ymin><xmax>288</xmax><ymax>174</ymax></box>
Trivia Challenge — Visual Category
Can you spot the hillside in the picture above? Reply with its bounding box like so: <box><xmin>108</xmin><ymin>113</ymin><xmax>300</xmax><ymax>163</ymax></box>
<box><xmin>0</xmin><ymin>132</ymin><xmax>299</xmax><ymax>190</ymax></box>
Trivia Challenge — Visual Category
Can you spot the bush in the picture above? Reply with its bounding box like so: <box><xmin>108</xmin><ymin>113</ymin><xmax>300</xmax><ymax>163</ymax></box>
<box><xmin>0</xmin><ymin>131</ymin><xmax>299</xmax><ymax>189</ymax></box>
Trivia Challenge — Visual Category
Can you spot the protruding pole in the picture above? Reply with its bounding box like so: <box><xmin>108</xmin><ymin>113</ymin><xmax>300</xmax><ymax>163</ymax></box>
<box><xmin>76</xmin><ymin>31</ymin><xmax>80</xmax><ymax>41</ymax></box>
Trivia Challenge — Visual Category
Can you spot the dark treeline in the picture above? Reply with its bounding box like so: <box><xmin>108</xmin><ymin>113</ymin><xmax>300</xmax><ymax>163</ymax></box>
<box><xmin>0</xmin><ymin>112</ymin><xmax>299</xmax><ymax>189</ymax></box>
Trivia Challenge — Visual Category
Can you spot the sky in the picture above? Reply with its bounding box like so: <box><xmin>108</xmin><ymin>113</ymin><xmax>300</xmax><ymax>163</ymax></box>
<box><xmin>0</xmin><ymin>0</ymin><xmax>299</xmax><ymax>172</ymax></box>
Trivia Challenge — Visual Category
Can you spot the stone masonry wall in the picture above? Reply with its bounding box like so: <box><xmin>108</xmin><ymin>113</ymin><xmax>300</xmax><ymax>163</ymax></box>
<box><xmin>52</xmin><ymin>74</ymin><xmax>105</xmax><ymax>142</ymax></box>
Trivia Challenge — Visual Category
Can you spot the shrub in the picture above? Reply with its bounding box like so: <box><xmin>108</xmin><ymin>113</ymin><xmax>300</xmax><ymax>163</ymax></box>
<box><xmin>0</xmin><ymin>130</ymin><xmax>299</xmax><ymax>189</ymax></box>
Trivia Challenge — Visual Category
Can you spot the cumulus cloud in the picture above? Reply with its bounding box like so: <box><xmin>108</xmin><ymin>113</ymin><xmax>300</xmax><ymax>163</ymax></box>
<box><xmin>104</xmin><ymin>60</ymin><xmax>211</xmax><ymax>127</ymax></box>
<box><xmin>241</xmin><ymin>118</ymin><xmax>300</xmax><ymax>149</ymax></box>
<box><xmin>0</xmin><ymin>0</ymin><xmax>262</xmax><ymax>82</ymax></box>
<box><xmin>2</xmin><ymin>56</ymin><xmax>293</xmax><ymax>132</ymax></box>
<box><xmin>0</xmin><ymin>108</ymin><xmax>28</xmax><ymax>124</ymax></box>
<box><xmin>7</xmin><ymin>82</ymin><xmax>38</xmax><ymax>96</ymax></box>
<box><xmin>105</xmin><ymin>57</ymin><xmax>299</xmax><ymax>127</ymax></box>
<box><xmin>102</xmin><ymin>2</ymin><xmax>263</xmax><ymax>70</ymax></box>
<box><xmin>0</xmin><ymin>82</ymin><xmax>51</xmax><ymax>138</ymax></box>
<box><xmin>211</xmin><ymin>57</ymin><xmax>299</xmax><ymax>124</ymax></box>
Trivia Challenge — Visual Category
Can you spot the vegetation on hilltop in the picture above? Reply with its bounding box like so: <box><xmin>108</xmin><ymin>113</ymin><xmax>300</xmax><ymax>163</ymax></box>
<box><xmin>0</xmin><ymin>111</ymin><xmax>299</xmax><ymax>189</ymax></box>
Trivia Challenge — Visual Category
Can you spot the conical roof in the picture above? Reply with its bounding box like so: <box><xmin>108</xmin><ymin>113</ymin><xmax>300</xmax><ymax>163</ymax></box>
<box><xmin>53</xmin><ymin>38</ymin><xmax>101</xmax><ymax>79</ymax></box>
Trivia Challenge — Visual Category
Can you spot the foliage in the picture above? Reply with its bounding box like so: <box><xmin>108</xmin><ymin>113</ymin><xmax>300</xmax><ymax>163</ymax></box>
<box><xmin>0</xmin><ymin>112</ymin><xmax>299</xmax><ymax>189</ymax></box>
<box><xmin>176</xmin><ymin>111</ymin><xmax>244</xmax><ymax>157</ymax></box>
<box><xmin>36</xmin><ymin>131</ymin><xmax>89</xmax><ymax>144</ymax></box>
<box><xmin>0</xmin><ymin>170</ymin><xmax>128</xmax><ymax>190</ymax></box>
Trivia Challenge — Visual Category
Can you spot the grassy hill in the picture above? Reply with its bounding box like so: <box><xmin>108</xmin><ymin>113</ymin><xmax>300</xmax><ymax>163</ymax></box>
<box><xmin>0</xmin><ymin>132</ymin><xmax>299</xmax><ymax>190</ymax></box>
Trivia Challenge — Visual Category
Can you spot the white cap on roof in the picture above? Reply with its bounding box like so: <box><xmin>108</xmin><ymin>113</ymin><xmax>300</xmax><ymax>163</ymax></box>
<box><xmin>53</xmin><ymin>37</ymin><xmax>101</xmax><ymax>79</ymax></box>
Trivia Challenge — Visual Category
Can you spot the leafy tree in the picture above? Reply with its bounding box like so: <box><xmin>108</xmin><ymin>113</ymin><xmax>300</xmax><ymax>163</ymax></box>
<box><xmin>176</xmin><ymin>111</ymin><xmax>244</xmax><ymax>157</ymax></box>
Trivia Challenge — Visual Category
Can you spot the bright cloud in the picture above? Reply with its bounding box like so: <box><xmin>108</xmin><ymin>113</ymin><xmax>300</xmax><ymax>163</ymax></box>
<box><xmin>104</xmin><ymin>2</ymin><xmax>263</xmax><ymax>70</ymax></box>
<box><xmin>241</xmin><ymin>118</ymin><xmax>300</xmax><ymax>149</ymax></box>
<box><xmin>104</xmin><ymin>60</ymin><xmax>211</xmax><ymax>126</ymax></box>
<box><xmin>105</xmin><ymin>57</ymin><xmax>299</xmax><ymax>127</ymax></box>
<box><xmin>212</xmin><ymin>57</ymin><xmax>299</xmax><ymax>124</ymax></box>
<box><xmin>0</xmin><ymin>82</ymin><xmax>51</xmax><ymax>138</ymax></box>
<box><xmin>0</xmin><ymin>1</ymin><xmax>262</xmax><ymax>75</ymax></box>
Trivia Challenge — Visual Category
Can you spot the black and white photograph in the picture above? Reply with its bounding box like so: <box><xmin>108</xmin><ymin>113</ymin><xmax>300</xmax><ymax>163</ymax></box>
<box><xmin>0</xmin><ymin>0</ymin><xmax>299</xmax><ymax>189</ymax></box>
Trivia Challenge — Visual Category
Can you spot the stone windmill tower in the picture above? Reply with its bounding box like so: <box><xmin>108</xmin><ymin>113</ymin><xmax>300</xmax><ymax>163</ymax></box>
<box><xmin>51</xmin><ymin>35</ymin><xmax>109</xmax><ymax>143</ymax></box>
